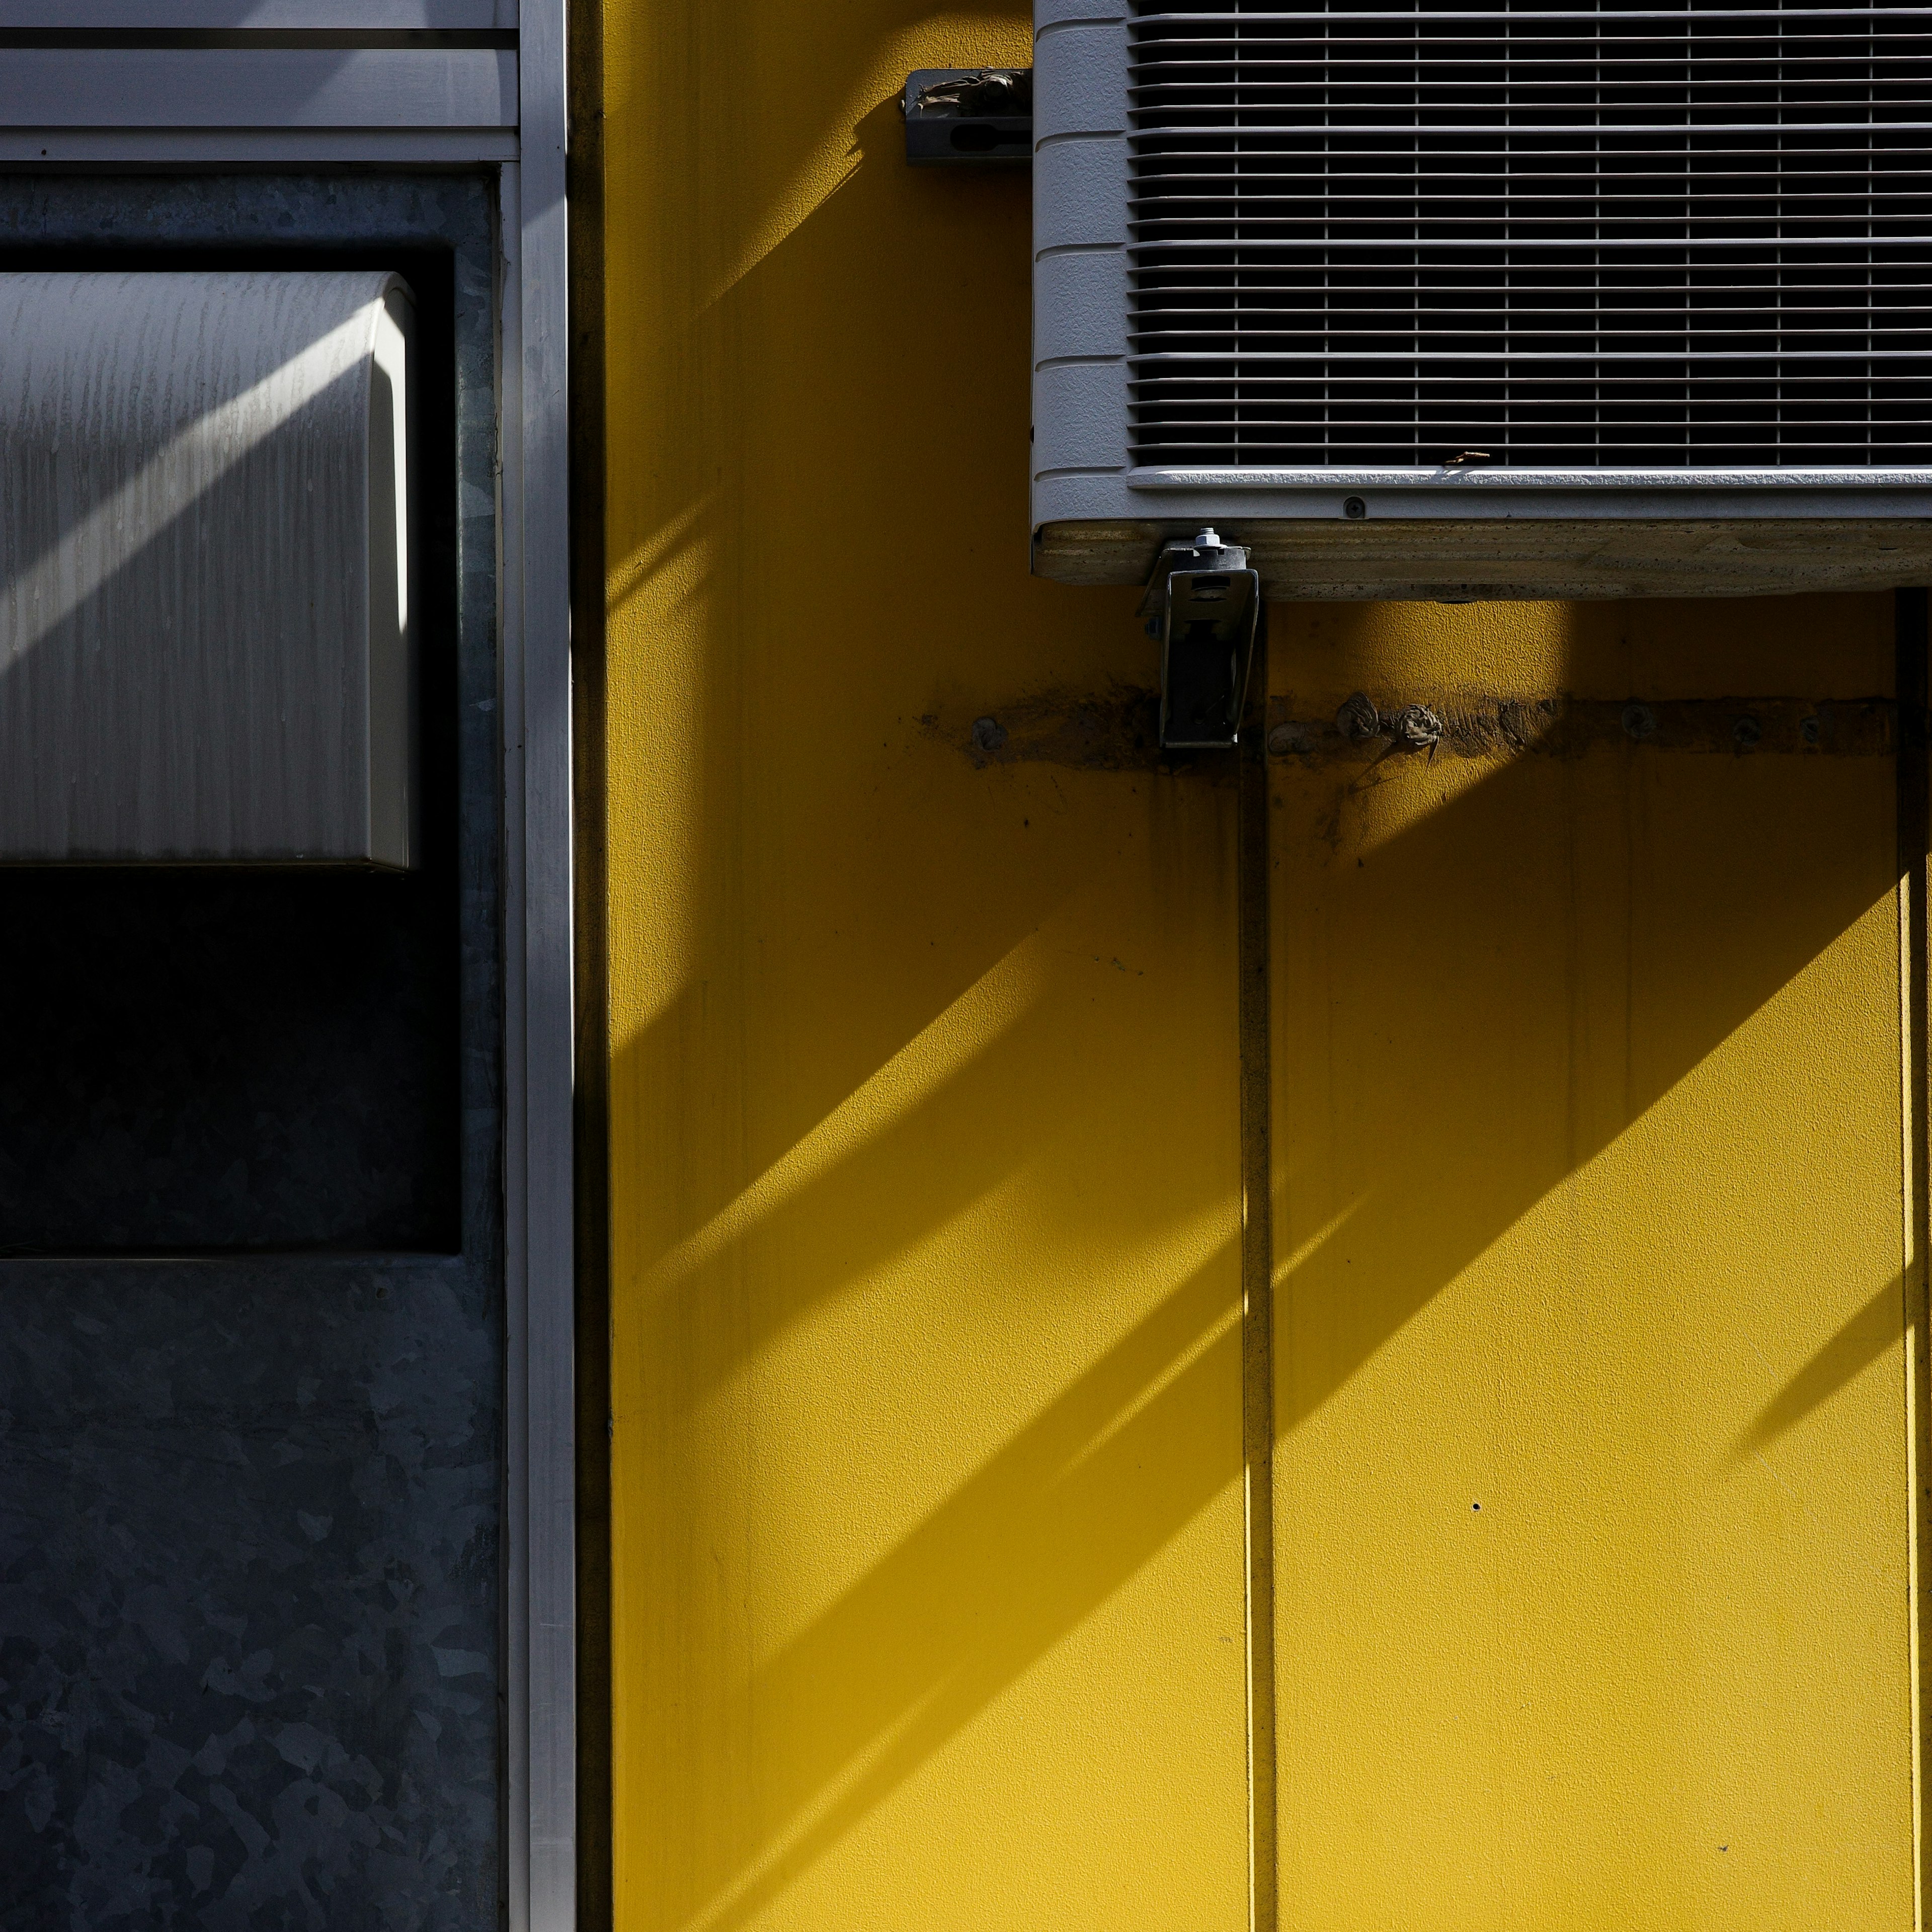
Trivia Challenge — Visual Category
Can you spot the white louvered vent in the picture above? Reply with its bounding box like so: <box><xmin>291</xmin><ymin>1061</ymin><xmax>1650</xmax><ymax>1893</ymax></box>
<box><xmin>1031</xmin><ymin>0</ymin><xmax>1932</xmax><ymax>597</ymax></box>
<box><xmin>1129</xmin><ymin>1</ymin><xmax>1932</xmax><ymax>469</ymax></box>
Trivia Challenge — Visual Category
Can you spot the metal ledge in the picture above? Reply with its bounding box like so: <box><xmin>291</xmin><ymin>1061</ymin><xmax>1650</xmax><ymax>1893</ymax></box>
<box><xmin>1034</xmin><ymin>516</ymin><xmax>1932</xmax><ymax>600</ymax></box>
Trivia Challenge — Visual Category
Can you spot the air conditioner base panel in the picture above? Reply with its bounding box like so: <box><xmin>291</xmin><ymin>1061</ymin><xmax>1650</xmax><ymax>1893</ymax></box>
<box><xmin>1034</xmin><ymin>519</ymin><xmax>1932</xmax><ymax>601</ymax></box>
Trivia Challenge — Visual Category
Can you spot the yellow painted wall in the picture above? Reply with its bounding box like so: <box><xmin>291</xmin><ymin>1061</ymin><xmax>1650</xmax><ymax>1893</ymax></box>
<box><xmin>602</xmin><ymin>7</ymin><xmax>1247</xmax><ymax>1929</ymax></box>
<box><xmin>1269</xmin><ymin>597</ymin><xmax>1916</xmax><ymax>1929</ymax></box>
<box><xmin>599</xmin><ymin>7</ymin><xmax>1923</xmax><ymax>1928</ymax></box>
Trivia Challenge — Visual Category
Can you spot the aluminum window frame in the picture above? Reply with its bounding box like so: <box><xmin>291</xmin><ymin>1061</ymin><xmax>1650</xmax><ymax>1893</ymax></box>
<box><xmin>0</xmin><ymin>12</ymin><xmax>577</xmax><ymax>1930</ymax></box>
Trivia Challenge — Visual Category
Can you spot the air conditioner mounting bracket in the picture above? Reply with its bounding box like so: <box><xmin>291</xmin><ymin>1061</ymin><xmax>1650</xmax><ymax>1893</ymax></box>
<box><xmin>1141</xmin><ymin>530</ymin><xmax>1261</xmax><ymax>752</ymax></box>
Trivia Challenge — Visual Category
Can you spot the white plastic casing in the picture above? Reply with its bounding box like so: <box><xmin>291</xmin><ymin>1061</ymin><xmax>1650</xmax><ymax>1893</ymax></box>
<box><xmin>1029</xmin><ymin>3</ymin><xmax>1932</xmax><ymax>598</ymax></box>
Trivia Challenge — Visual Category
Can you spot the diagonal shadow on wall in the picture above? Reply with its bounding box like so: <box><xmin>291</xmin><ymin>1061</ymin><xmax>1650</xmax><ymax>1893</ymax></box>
<box><xmin>599</xmin><ymin>0</ymin><xmax>1913</xmax><ymax>1919</ymax></box>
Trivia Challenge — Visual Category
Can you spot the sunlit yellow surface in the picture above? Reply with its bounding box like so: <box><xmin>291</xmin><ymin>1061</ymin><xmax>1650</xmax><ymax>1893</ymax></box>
<box><xmin>602</xmin><ymin>6</ymin><xmax>1246</xmax><ymax>1928</ymax></box>
<box><xmin>1269</xmin><ymin>597</ymin><xmax>1914</xmax><ymax>1930</ymax></box>
<box><xmin>600</xmin><ymin>7</ymin><xmax>1920</xmax><ymax>1926</ymax></box>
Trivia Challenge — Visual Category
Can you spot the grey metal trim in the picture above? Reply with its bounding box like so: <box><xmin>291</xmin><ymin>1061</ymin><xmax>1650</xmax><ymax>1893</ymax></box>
<box><xmin>500</xmin><ymin>2</ymin><xmax>575</xmax><ymax>1928</ymax></box>
<box><xmin>0</xmin><ymin>49</ymin><xmax>516</xmax><ymax>129</ymax></box>
<box><xmin>1129</xmin><ymin>466</ymin><xmax>1932</xmax><ymax>490</ymax></box>
<box><xmin>1108</xmin><ymin>482</ymin><xmax>1932</xmax><ymax>519</ymax></box>
<box><xmin>0</xmin><ymin>1</ymin><xmax>515</xmax><ymax>22</ymax></box>
<box><xmin>0</xmin><ymin>129</ymin><xmax>519</xmax><ymax>160</ymax></box>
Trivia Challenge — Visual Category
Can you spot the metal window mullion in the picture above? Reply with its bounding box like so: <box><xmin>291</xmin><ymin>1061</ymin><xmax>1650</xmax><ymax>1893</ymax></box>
<box><xmin>501</xmin><ymin>1</ymin><xmax>575</xmax><ymax>1928</ymax></box>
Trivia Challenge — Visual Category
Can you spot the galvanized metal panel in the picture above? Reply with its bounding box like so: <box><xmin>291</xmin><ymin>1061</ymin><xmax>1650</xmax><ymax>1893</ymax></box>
<box><xmin>0</xmin><ymin>270</ymin><xmax>418</xmax><ymax>864</ymax></box>
<box><xmin>1032</xmin><ymin>511</ymin><xmax>1932</xmax><ymax>595</ymax></box>
<box><xmin>0</xmin><ymin>169</ymin><xmax>505</xmax><ymax>1931</ymax></box>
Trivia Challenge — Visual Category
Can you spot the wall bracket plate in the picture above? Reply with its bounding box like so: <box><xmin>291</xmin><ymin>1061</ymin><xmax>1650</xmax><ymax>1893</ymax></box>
<box><xmin>901</xmin><ymin>68</ymin><xmax>1032</xmax><ymax>165</ymax></box>
<box><xmin>1140</xmin><ymin>532</ymin><xmax>1262</xmax><ymax>751</ymax></box>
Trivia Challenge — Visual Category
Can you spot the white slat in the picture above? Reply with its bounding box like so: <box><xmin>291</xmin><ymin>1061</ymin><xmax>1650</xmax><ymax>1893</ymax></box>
<box><xmin>0</xmin><ymin>48</ymin><xmax>516</xmax><ymax>127</ymax></box>
<box><xmin>0</xmin><ymin>2</ymin><xmax>515</xmax><ymax>24</ymax></box>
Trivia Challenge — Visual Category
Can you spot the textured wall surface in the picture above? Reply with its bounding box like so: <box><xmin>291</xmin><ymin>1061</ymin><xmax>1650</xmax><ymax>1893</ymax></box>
<box><xmin>1266</xmin><ymin>596</ymin><xmax>1916</xmax><ymax>1931</ymax></box>
<box><xmin>596</xmin><ymin>5</ymin><xmax>1929</xmax><ymax>1925</ymax></box>
<box><xmin>602</xmin><ymin>8</ymin><xmax>1251</xmax><ymax>1930</ymax></box>
<box><xmin>0</xmin><ymin>1264</ymin><xmax>500</xmax><ymax>1931</ymax></box>
<box><xmin>0</xmin><ymin>176</ymin><xmax>503</xmax><ymax>1932</ymax></box>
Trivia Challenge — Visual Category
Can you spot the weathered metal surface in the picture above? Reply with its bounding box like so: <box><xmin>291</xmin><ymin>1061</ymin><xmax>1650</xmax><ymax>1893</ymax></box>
<box><xmin>0</xmin><ymin>175</ymin><xmax>502</xmax><ymax>1931</ymax></box>
<box><xmin>1033</xmin><ymin>517</ymin><xmax>1932</xmax><ymax>599</ymax></box>
<box><xmin>0</xmin><ymin>270</ymin><xmax>417</xmax><ymax>866</ymax></box>
<box><xmin>0</xmin><ymin>1262</ymin><xmax>500</xmax><ymax>1930</ymax></box>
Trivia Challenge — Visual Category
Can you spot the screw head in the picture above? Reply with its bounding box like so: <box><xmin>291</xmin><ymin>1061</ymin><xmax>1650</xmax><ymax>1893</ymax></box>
<box><xmin>1342</xmin><ymin>495</ymin><xmax>1368</xmax><ymax>520</ymax></box>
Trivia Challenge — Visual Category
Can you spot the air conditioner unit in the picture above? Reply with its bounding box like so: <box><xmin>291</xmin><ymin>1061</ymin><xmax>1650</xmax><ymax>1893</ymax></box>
<box><xmin>1031</xmin><ymin>0</ymin><xmax>1932</xmax><ymax>606</ymax></box>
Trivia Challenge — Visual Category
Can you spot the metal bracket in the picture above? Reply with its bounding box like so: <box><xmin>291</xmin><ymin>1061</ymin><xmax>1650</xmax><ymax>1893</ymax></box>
<box><xmin>901</xmin><ymin>68</ymin><xmax>1032</xmax><ymax>165</ymax></box>
<box><xmin>1140</xmin><ymin>530</ymin><xmax>1262</xmax><ymax>751</ymax></box>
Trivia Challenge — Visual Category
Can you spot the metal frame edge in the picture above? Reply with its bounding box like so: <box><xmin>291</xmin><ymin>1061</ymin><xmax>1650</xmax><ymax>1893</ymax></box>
<box><xmin>502</xmin><ymin>0</ymin><xmax>576</xmax><ymax>1927</ymax></box>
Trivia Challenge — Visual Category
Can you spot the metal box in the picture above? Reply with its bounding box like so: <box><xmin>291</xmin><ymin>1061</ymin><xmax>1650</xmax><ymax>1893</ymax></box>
<box><xmin>0</xmin><ymin>269</ymin><xmax>417</xmax><ymax>863</ymax></box>
<box><xmin>1031</xmin><ymin>0</ymin><xmax>1932</xmax><ymax>599</ymax></box>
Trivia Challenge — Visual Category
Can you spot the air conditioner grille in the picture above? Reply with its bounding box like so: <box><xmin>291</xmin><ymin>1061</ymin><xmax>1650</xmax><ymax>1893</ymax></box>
<box><xmin>1127</xmin><ymin>2</ymin><xmax>1932</xmax><ymax>467</ymax></box>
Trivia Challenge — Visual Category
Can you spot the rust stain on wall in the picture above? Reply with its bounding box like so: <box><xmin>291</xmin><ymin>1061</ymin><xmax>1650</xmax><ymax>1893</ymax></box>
<box><xmin>925</xmin><ymin>686</ymin><xmax>1168</xmax><ymax>772</ymax></box>
<box><xmin>933</xmin><ymin>690</ymin><xmax>1898</xmax><ymax>771</ymax></box>
<box><xmin>1268</xmin><ymin>692</ymin><xmax>1897</xmax><ymax>763</ymax></box>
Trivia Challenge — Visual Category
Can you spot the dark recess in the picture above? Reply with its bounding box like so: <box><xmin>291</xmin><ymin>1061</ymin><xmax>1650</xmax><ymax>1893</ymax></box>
<box><xmin>0</xmin><ymin>243</ymin><xmax>463</xmax><ymax>1257</ymax></box>
<box><xmin>568</xmin><ymin>0</ymin><xmax>616</xmax><ymax>1913</ymax></box>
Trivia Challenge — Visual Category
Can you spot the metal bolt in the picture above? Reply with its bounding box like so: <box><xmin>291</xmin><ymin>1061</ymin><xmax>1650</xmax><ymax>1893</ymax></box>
<box><xmin>1621</xmin><ymin>702</ymin><xmax>1657</xmax><ymax>742</ymax></box>
<box><xmin>971</xmin><ymin>715</ymin><xmax>1008</xmax><ymax>754</ymax></box>
<box><xmin>1342</xmin><ymin>495</ymin><xmax>1368</xmax><ymax>520</ymax></box>
<box><xmin>1800</xmin><ymin>714</ymin><xmax>1822</xmax><ymax>746</ymax></box>
<box><xmin>1386</xmin><ymin>703</ymin><xmax>1444</xmax><ymax>752</ymax></box>
<box><xmin>1336</xmin><ymin>691</ymin><xmax>1382</xmax><ymax>742</ymax></box>
<box><xmin>1733</xmin><ymin>714</ymin><xmax>1761</xmax><ymax>750</ymax></box>
<box><xmin>1267</xmin><ymin>720</ymin><xmax>1315</xmax><ymax>757</ymax></box>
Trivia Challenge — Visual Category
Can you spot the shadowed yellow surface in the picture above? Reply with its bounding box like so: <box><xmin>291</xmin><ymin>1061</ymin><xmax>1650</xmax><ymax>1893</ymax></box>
<box><xmin>1269</xmin><ymin>597</ymin><xmax>1915</xmax><ymax>1929</ymax></box>
<box><xmin>602</xmin><ymin>5</ymin><xmax>1247</xmax><ymax>1928</ymax></box>
<box><xmin>600</xmin><ymin>3</ymin><xmax>1921</xmax><ymax>1925</ymax></box>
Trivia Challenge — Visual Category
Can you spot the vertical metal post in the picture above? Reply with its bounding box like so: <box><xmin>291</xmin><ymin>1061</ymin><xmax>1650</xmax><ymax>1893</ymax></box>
<box><xmin>504</xmin><ymin>1</ymin><xmax>577</xmax><ymax>1926</ymax></box>
<box><xmin>1238</xmin><ymin>616</ymin><xmax>1278</xmax><ymax>1932</ymax></box>
<box><xmin>566</xmin><ymin>0</ymin><xmax>613</xmax><ymax>1921</ymax></box>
